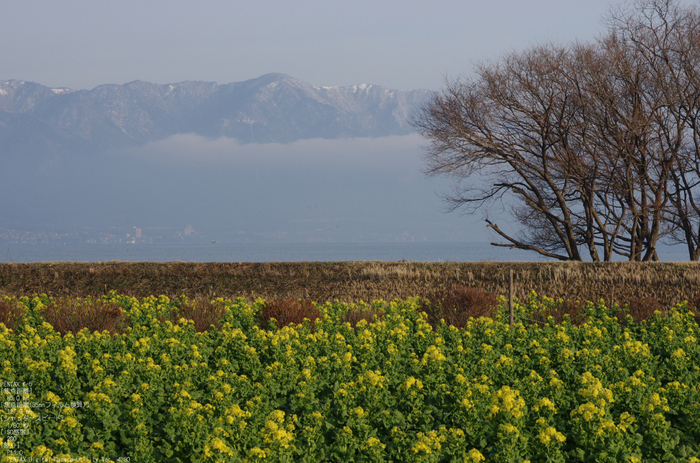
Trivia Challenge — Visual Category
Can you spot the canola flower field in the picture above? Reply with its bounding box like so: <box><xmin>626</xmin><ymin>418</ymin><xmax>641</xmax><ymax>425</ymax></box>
<box><xmin>1</xmin><ymin>293</ymin><xmax>699</xmax><ymax>462</ymax></box>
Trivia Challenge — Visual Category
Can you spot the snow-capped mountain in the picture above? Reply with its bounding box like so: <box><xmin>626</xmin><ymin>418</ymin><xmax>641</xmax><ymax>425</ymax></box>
<box><xmin>0</xmin><ymin>74</ymin><xmax>432</xmax><ymax>154</ymax></box>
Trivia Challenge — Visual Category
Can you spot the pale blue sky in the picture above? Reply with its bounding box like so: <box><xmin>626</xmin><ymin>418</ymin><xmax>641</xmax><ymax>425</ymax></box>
<box><xmin>3</xmin><ymin>0</ymin><xmax>620</xmax><ymax>91</ymax></box>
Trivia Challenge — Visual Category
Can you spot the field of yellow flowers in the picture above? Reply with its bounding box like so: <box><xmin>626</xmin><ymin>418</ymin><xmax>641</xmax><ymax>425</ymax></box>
<box><xmin>1</xmin><ymin>292</ymin><xmax>699</xmax><ymax>462</ymax></box>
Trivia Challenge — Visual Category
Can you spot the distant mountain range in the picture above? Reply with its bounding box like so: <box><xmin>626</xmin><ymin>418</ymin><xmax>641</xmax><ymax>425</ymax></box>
<box><xmin>0</xmin><ymin>73</ymin><xmax>432</xmax><ymax>154</ymax></box>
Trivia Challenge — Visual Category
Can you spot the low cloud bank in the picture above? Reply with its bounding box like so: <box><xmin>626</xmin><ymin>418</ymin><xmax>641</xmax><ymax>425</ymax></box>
<box><xmin>128</xmin><ymin>133</ymin><xmax>426</xmax><ymax>170</ymax></box>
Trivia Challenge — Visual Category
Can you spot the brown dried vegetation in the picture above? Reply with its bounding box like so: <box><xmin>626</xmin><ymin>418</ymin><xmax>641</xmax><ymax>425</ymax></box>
<box><xmin>159</xmin><ymin>297</ymin><xmax>228</xmax><ymax>333</ymax></box>
<box><xmin>625</xmin><ymin>297</ymin><xmax>666</xmax><ymax>323</ymax></box>
<box><xmin>525</xmin><ymin>299</ymin><xmax>587</xmax><ymax>326</ymax></box>
<box><xmin>421</xmin><ymin>285</ymin><xmax>498</xmax><ymax>329</ymax></box>
<box><xmin>0</xmin><ymin>299</ymin><xmax>26</xmax><ymax>332</ymax></box>
<box><xmin>685</xmin><ymin>294</ymin><xmax>700</xmax><ymax>325</ymax></box>
<box><xmin>256</xmin><ymin>299</ymin><xmax>321</xmax><ymax>331</ymax></box>
<box><xmin>343</xmin><ymin>307</ymin><xmax>384</xmax><ymax>327</ymax></box>
<box><xmin>42</xmin><ymin>298</ymin><xmax>128</xmax><ymax>336</ymax></box>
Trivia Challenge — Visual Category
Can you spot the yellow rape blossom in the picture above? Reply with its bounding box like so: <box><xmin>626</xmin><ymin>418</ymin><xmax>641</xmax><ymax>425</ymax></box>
<box><xmin>533</xmin><ymin>397</ymin><xmax>557</xmax><ymax>413</ymax></box>
<box><xmin>30</xmin><ymin>446</ymin><xmax>53</xmax><ymax>458</ymax></box>
<box><xmin>489</xmin><ymin>385</ymin><xmax>525</xmax><ymax>419</ymax></box>
<box><xmin>500</xmin><ymin>423</ymin><xmax>520</xmax><ymax>437</ymax></box>
<box><xmin>643</xmin><ymin>393</ymin><xmax>670</xmax><ymax>413</ymax></box>
<box><xmin>422</xmin><ymin>345</ymin><xmax>447</xmax><ymax>364</ymax></box>
<box><xmin>404</xmin><ymin>376</ymin><xmax>423</xmax><ymax>390</ymax></box>
<box><xmin>411</xmin><ymin>431</ymin><xmax>444</xmax><ymax>454</ymax></box>
<box><xmin>617</xmin><ymin>412</ymin><xmax>636</xmax><ymax>432</ymax></box>
<box><xmin>204</xmin><ymin>437</ymin><xmax>234</xmax><ymax>457</ymax></box>
<box><xmin>538</xmin><ymin>426</ymin><xmax>566</xmax><ymax>445</ymax></box>
<box><xmin>361</xmin><ymin>370</ymin><xmax>384</xmax><ymax>387</ymax></box>
<box><xmin>263</xmin><ymin>410</ymin><xmax>294</xmax><ymax>448</ymax></box>
<box><xmin>465</xmin><ymin>448</ymin><xmax>486</xmax><ymax>462</ymax></box>
<box><xmin>247</xmin><ymin>447</ymin><xmax>267</xmax><ymax>459</ymax></box>
<box><xmin>461</xmin><ymin>397</ymin><xmax>474</xmax><ymax>411</ymax></box>
<box><xmin>365</xmin><ymin>437</ymin><xmax>385</xmax><ymax>450</ymax></box>
<box><xmin>496</xmin><ymin>354</ymin><xmax>513</xmax><ymax>368</ymax></box>
<box><xmin>578</xmin><ymin>372</ymin><xmax>614</xmax><ymax>407</ymax></box>
<box><xmin>571</xmin><ymin>402</ymin><xmax>605</xmax><ymax>421</ymax></box>
<box><xmin>103</xmin><ymin>378</ymin><xmax>117</xmax><ymax>388</ymax></box>
<box><xmin>595</xmin><ymin>419</ymin><xmax>617</xmax><ymax>436</ymax></box>
<box><xmin>671</xmin><ymin>348</ymin><xmax>687</xmax><ymax>360</ymax></box>
<box><xmin>58</xmin><ymin>416</ymin><xmax>81</xmax><ymax>430</ymax></box>
<box><xmin>90</xmin><ymin>442</ymin><xmax>104</xmax><ymax>451</ymax></box>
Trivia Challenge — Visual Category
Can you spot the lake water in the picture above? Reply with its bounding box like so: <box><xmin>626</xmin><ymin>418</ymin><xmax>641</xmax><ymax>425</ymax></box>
<box><xmin>0</xmin><ymin>241</ymin><xmax>692</xmax><ymax>263</ymax></box>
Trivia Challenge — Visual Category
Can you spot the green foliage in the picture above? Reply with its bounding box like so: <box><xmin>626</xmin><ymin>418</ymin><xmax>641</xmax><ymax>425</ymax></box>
<box><xmin>1</xmin><ymin>293</ymin><xmax>699</xmax><ymax>462</ymax></box>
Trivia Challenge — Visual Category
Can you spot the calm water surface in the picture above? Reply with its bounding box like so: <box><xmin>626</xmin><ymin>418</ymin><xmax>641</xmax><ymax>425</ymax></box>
<box><xmin>0</xmin><ymin>242</ymin><xmax>690</xmax><ymax>263</ymax></box>
<box><xmin>2</xmin><ymin>242</ymin><xmax>545</xmax><ymax>263</ymax></box>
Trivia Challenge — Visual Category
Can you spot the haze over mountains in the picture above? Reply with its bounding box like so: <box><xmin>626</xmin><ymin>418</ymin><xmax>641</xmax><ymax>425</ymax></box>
<box><xmin>0</xmin><ymin>73</ymin><xmax>431</xmax><ymax>154</ymax></box>
<box><xmin>0</xmin><ymin>74</ymin><xmax>485</xmax><ymax>247</ymax></box>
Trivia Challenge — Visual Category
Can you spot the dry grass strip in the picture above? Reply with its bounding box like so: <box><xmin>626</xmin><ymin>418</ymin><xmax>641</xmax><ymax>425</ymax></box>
<box><xmin>0</xmin><ymin>261</ymin><xmax>699</xmax><ymax>307</ymax></box>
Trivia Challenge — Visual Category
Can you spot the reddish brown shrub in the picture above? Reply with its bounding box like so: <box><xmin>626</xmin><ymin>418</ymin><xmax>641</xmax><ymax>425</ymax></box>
<box><xmin>690</xmin><ymin>294</ymin><xmax>700</xmax><ymax>310</ymax></box>
<box><xmin>421</xmin><ymin>285</ymin><xmax>498</xmax><ymax>329</ymax></box>
<box><xmin>42</xmin><ymin>298</ymin><xmax>129</xmax><ymax>336</ymax></box>
<box><xmin>0</xmin><ymin>299</ymin><xmax>26</xmax><ymax>331</ymax></box>
<box><xmin>686</xmin><ymin>294</ymin><xmax>700</xmax><ymax>324</ymax></box>
<box><xmin>625</xmin><ymin>297</ymin><xmax>664</xmax><ymax>323</ymax></box>
<box><xmin>256</xmin><ymin>299</ymin><xmax>321</xmax><ymax>330</ymax></box>
<box><xmin>161</xmin><ymin>297</ymin><xmax>228</xmax><ymax>333</ymax></box>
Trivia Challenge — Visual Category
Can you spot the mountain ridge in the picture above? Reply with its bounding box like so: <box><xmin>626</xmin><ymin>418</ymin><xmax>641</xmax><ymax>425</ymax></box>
<box><xmin>0</xmin><ymin>74</ymin><xmax>432</xmax><ymax>153</ymax></box>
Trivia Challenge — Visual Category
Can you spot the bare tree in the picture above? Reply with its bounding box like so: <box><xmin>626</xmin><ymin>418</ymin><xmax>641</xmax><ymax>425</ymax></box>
<box><xmin>608</xmin><ymin>0</ymin><xmax>700</xmax><ymax>260</ymax></box>
<box><xmin>582</xmin><ymin>31</ymin><xmax>676</xmax><ymax>262</ymax></box>
<box><xmin>414</xmin><ymin>44</ymin><xmax>619</xmax><ymax>261</ymax></box>
<box><xmin>414</xmin><ymin>0</ymin><xmax>700</xmax><ymax>261</ymax></box>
